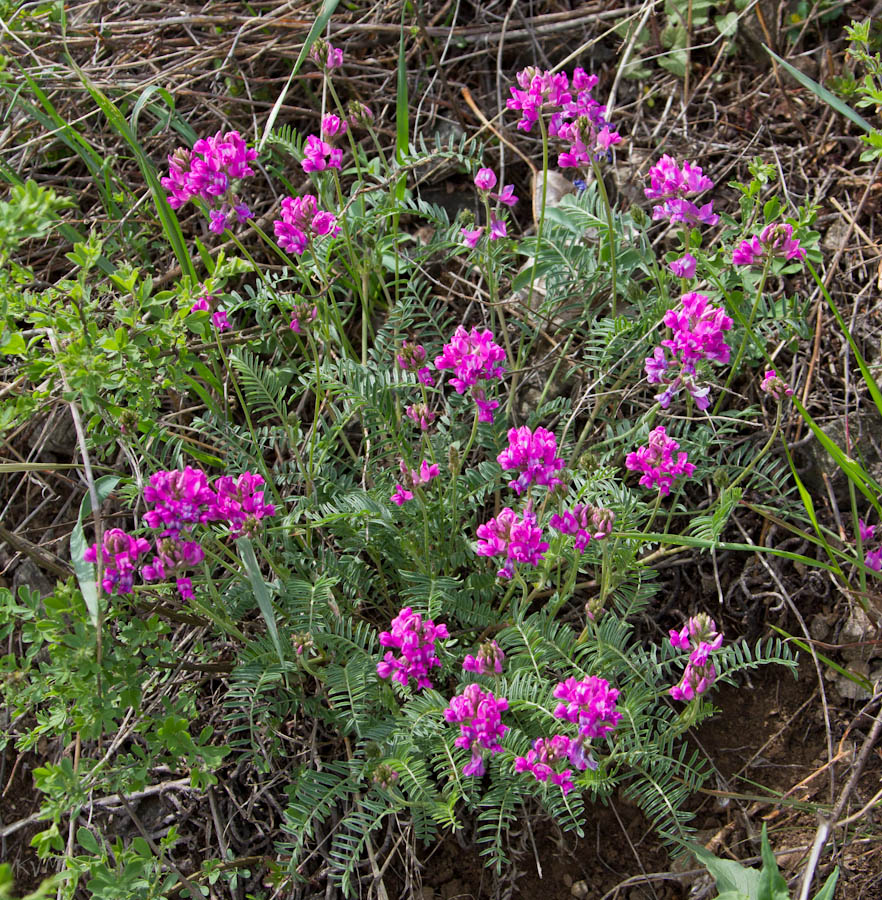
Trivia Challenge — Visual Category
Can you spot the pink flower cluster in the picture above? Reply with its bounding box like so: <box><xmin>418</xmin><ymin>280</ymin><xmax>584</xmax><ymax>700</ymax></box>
<box><xmin>434</xmin><ymin>326</ymin><xmax>506</xmax><ymax>423</ymax></box>
<box><xmin>645</xmin><ymin>292</ymin><xmax>733</xmax><ymax>410</ymax></box>
<box><xmin>552</xmin><ymin>675</ymin><xmax>622</xmax><ymax>771</ymax></box>
<box><xmin>497</xmin><ymin>426</ymin><xmax>565</xmax><ymax>495</ymax></box>
<box><xmin>549</xmin><ymin>504</ymin><xmax>615</xmax><ymax>552</ymax></box>
<box><xmin>302</xmin><ymin>134</ymin><xmax>343</xmax><ymax>174</ymax></box>
<box><xmin>377</xmin><ymin>606</ymin><xmax>448</xmax><ymax>690</ymax></box>
<box><xmin>290</xmin><ymin>298</ymin><xmax>318</xmax><ymax>334</ymax></box>
<box><xmin>858</xmin><ymin>519</ymin><xmax>882</xmax><ymax>571</ymax></box>
<box><xmin>669</xmin><ymin>614</ymin><xmax>723</xmax><ymax>701</ymax></box>
<box><xmin>444</xmin><ymin>683</ymin><xmax>509</xmax><ymax>776</ymax></box>
<box><xmin>84</xmin><ymin>529</ymin><xmax>151</xmax><ymax>596</ymax></box>
<box><xmin>515</xmin><ymin>735</ymin><xmax>575</xmax><ymax>795</ymax></box>
<box><xmin>162</xmin><ymin>131</ymin><xmax>257</xmax><ymax>234</ymax></box>
<box><xmin>390</xmin><ymin>459</ymin><xmax>439</xmax><ymax>506</ymax></box>
<box><xmin>273</xmin><ymin>194</ymin><xmax>339</xmax><ymax>256</ymax></box>
<box><xmin>462</xmin><ymin>168</ymin><xmax>518</xmax><ymax>247</ymax></box>
<box><xmin>84</xmin><ymin>467</ymin><xmax>276</xmax><ymax>600</ymax></box>
<box><xmin>397</xmin><ymin>340</ymin><xmax>434</xmax><ymax>385</ymax></box>
<box><xmin>732</xmin><ymin>222</ymin><xmax>806</xmax><ymax>267</ymax></box>
<box><xmin>310</xmin><ymin>40</ymin><xmax>343</xmax><ymax>70</ymax></box>
<box><xmin>668</xmin><ymin>253</ymin><xmax>697</xmax><ymax>279</ymax></box>
<box><xmin>644</xmin><ymin>155</ymin><xmax>718</xmax><ymax>227</ymax></box>
<box><xmin>476</xmin><ymin>503</ymin><xmax>549</xmax><ymax>579</ymax></box>
<box><xmin>506</xmin><ymin>67</ymin><xmax>620</xmax><ymax>169</ymax></box>
<box><xmin>462</xmin><ymin>639</ymin><xmax>505</xmax><ymax>676</ymax></box>
<box><xmin>406</xmin><ymin>402</ymin><xmax>435</xmax><ymax>431</ymax></box>
<box><xmin>625</xmin><ymin>426</ymin><xmax>695</xmax><ymax>496</ymax></box>
<box><xmin>190</xmin><ymin>293</ymin><xmax>230</xmax><ymax>332</ymax></box>
<box><xmin>760</xmin><ymin>369</ymin><xmax>793</xmax><ymax>400</ymax></box>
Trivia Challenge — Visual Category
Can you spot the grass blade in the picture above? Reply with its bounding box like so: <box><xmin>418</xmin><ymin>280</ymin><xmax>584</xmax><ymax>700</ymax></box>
<box><xmin>72</xmin><ymin>475</ymin><xmax>121</xmax><ymax>629</ymax></box>
<box><xmin>764</xmin><ymin>44</ymin><xmax>873</xmax><ymax>134</ymax></box>
<box><xmin>237</xmin><ymin>536</ymin><xmax>285</xmax><ymax>666</ymax></box>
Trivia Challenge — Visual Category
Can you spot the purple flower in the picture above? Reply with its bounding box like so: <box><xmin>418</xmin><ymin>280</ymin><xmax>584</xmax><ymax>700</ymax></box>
<box><xmin>190</xmin><ymin>296</ymin><xmax>210</xmax><ymax>313</ymax></box>
<box><xmin>552</xmin><ymin>675</ymin><xmax>621</xmax><ymax>771</ymax></box>
<box><xmin>497</xmin><ymin>425</ymin><xmax>565</xmax><ymax>495</ymax></box>
<box><xmin>213</xmin><ymin>471</ymin><xmax>276</xmax><ymax>537</ymax></box>
<box><xmin>142</xmin><ymin>534</ymin><xmax>206</xmax><ymax>600</ymax></box>
<box><xmin>321</xmin><ymin>114</ymin><xmax>347</xmax><ymax>140</ymax></box>
<box><xmin>645</xmin><ymin>156</ymin><xmax>718</xmax><ymax>227</ymax></box>
<box><xmin>310</xmin><ymin>40</ymin><xmax>343</xmax><ymax>70</ymax></box>
<box><xmin>549</xmin><ymin>504</ymin><xmax>615</xmax><ymax>552</ymax></box>
<box><xmin>143</xmin><ymin>467</ymin><xmax>220</xmax><ymax>536</ymax></box>
<box><xmin>474</xmin><ymin>168</ymin><xmax>497</xmax><ymax>191</ymax></box>
<box><xmin>212</xmin><ymin>309</ymin><xmax>230</xmax><ymax>331</ymax></box>
<box><xmin>444</xmin><ymin>683</ymin><xmax>508</xmax><ymax>776</ymax></box>
<box><xmin>760</xmin><ymin>369</ymin><xmax>793</xmax><ymax>400</ymax></box>
<box><xmin>290</xmin><ymin>300</ymin><xmax>318</xmax><ymax>334</ymax></box>
<box><xmin>377</xmin><ymin>606</ymin><xmax>448</xmax><ymax>690</ymax></box>
<box><xmin>668</xmin><ymin>253</ymin><xmax>697</xmax><ymax>279</ymax></box>
<box><xmin>273</xmin><ymin>194</ymin><xmax>339</xmax><ymax>255</ymax></box>
<box><xmin>866</xmin><ymin>548</ymin><xmax>882</xmax><ymax>571</ymax></box>
<box><xmin>406</xmin><ymin>403</ymin><xmax>435</xmax><ymax>431</ymax></box>
<box><xmin>390</xmin><ymin>459</ymin><xmax>439</xmax><ymax>506</ymax></box>
<box><xmin>496</xmin><ymin>184</ymin><xmax>518</xmax><ymax>207</ymax></box>
<box><xmin>435</xmin><ymin>326</ymin><xmax>505</xmax><ymax>423</ymax></box>
<box><xmin>625</xmin><ymin>426</ymin><xmax>695</xmax><ymax>496</ymax></box>
<box><xmin>669</xmin><ymin>614</ymin><xmax>723</xmax><ymax>701</ymax></box>
<box><xmin>476</xmin><ymin>502</ymin><xmax>548</xmax><ymax>579</ymax></box>
<box><xmin>462</xmin><ymin>639</ymin><xmax>505</xmax><ymax>676</ymax></box>
<box><xmin>397</xmin><ymin>340</ymin><xmax>433</xmax><ymax>384</ymax></box>
<box><xmin>859</xmin><ymin>519</ymin><xmax>875</xmax><ymax>543</ymax></box>
<box><xmin>161</xmin><ymin>131</ymin><xmax>257</xmax><ymax>234</ymax></box>
<box><xmin>489</xmin><ymin>216</ymin><xmax>507</xmax><ymax>240</ymax></box>
<box><xmin>301</xmin><ymin>134</ymin><xmax>342</xmax><ymax>173</ymax></box>
<box><xmin>734</xmin><ymin>223</ymin><xmax>806</xmax><ymax>267</ymax></box>
<box><xmin>515</xmin><ymin>735</ymin><xmax>576</xmax><ymax>795</ymax></box>
<box><xmin>83</xmin><ymin>528</ymin><xmax>151</xmax><ymax>596</ymax></box>
<box><xmin>461</xmin><ymin>226</ymin><xmax>483</xmax><ymax>248</ymax></box>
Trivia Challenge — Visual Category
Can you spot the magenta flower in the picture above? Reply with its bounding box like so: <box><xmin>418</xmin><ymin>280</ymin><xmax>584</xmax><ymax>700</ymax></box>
<box><xmin>489</xmin><ymin>216</ymin><xmax>507</xmax><ymax>240</ymax></box>
<box><xmin>390</xmin><ymin>459</ymin><xmax>439</xmax><ymax>506</ymax></box>
<box><xmin>668</xmin><ymin>253</ymin><xmax>697</xmax><ymax>279</ymax></box>
<box><xmin>462</xmin><ymin>639</ymin><xmax>505</xmax><ymax>676</ymax></box>
<box><xmin>273</xmin><ymin>194</ymin><xmax>339</xmax><ymax>256</ymax></box>
<box><xmin>213</xmin><ymin>472</ymin><xmax>276</xmax><ymax>537</ymax></box>
<box><xmin>669</xmin><ymin>614</ymin><xmax>723</xmax><ymax>701</ymax></box>
<box><xmin>143</xmin><ymin>467</ymin><xmax>220</xmax><ymax>536</ymax></box>
<box><xmin>301</xmin><ymin>134</ymin><xmax>342</xmax><ymax>173</ymax></box>
<box><xmin>161</xmin><ymin>131</ymin><xmax>257</xmax><ymax>234</ymax></box>
<box><xmin>496</xmin><ymin>184</ymin><xmax>518</xmax><ymax>207</ymax></box>
<box><xmin>190</xmin><ymin>296</ymin><xmax>210</xmax><ymax>313</ymax></box>
<box><xmin>406</xmin><ymin>402</ymin><xmax>435</xmax><ymax>431</ymax></box>
<box><xmin>646</xmin><ymin>292</ymin><xmax>732</xmax><ymax>410</ymax></box>
<box><xmin>435</xmin><ymin>326</ymin><xmax>506</xmax><ymax>422</ymax></box>
<box><xmin>553</xmin><ymin>675</ymin><xmax>621</xmax><ymax>770</ymax></box>
<box><xmin>497</xmin><ymin>425</ymin><xmax>565</xmax><ymax>495</ymax></box>
<box><xmin>397</xmin><ymin>340</ymin><xmax>434</xmax><ymax>385</ymax></box>
<box><xmin>515</xmin><ymin>735</ymin><xmax>576</xmax><ymax>795</ymax></box>
<box><xmin>142</xmin><ymin>534</ymin><xmax>206</xmax><ymax>600</ymax></box>
<box><xmin>760</xmin><ymin>369</ymin><xmax>793</xmax><ymax>400</ymax></box>
<box><xmin>211</xmin><ymin>309</ymin><xmax>230</xmax><ymax>331</ymax></box>
<box><xmin>733</xmin><ymin>222</ymin><xmax>806</xmax><ymax>267</ymax></box>
<box><xmin>377</xmin><ymin>607</ymin><xmax>448</xmax><ymax>690</ymax></box>
<box><xmin>625</xmin><ymin>426</ymin><xmax>695</xmax><ymax>496</ymax></box>
<box><xmin>461</xmin><ymin>226</ymin><xmax>483</xmax><ymax>248</ymax></box>
<box><xmin>644</xmin><ymin>155</ymin><xmax>718</xmax><ymax>227</ymax></box>
<box><xmin>444</xmin><ymin>683</ymin><xmax>509</xmax><ymax>776</ymax></box>
<box><xmin>310</xmin><ymin>40</ymin><xmax>343</xmax><ymax>70</ymax></box>
<box><xmin>549</xmin><ymin>504</ymin><xmax>614</xmax><ymax>552</ymax></box>
<box><xmin>866</xmin><ymin>548</ymin><xmax>882</xmax><ymax>571</ymax></box>
<box><xmin>290</xmin><ymin>299</ymin><xmax>318</xmax><ymax>334</ymax></box>
<box><xmin>476</xmin><ymin>502</ymin><xmax>548</xmax><ymax>579</ymax></box>
<box><xmin>859</xmin><ymin>519</ymin><xmax>875</xmax><ymax>543</ymax></box>
<box><xmin>474</xmin><ymin>168</ymin><xmax>497</xmax><ymax>191</ymax></box>
<box><xmin>83</xmin><ymin>529</ymin><xmax>151</xmax><ymax>596</ymax></box>
<box><xmin>321</xmin><ymin>114</ymin><xmax>347</xmax><ymax>140</ymax></box>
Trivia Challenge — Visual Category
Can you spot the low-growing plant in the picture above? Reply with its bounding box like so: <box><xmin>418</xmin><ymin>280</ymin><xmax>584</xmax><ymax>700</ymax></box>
<box><xmin>2</xmin><ymin>25</ymin><xmax>863</xmax><ymax>900</ymax></box>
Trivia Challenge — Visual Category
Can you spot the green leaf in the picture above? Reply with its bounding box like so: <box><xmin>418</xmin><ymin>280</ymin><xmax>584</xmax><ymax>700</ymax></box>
<box><xmin>71</xmin><ymin>475</ymin><xmax>122</xmax><ymax>630</ymax></box>
<box><xmin>236</xmin><ymin>536</ymin><xmax>284</xmax><ymax>666</ymax></box>
<box><xmin>813</xmin><ymin>868</ymin><xmax>839</xmax><ymax>900</ymax></box>
<box><xmin>76</xmin><ymin>826</ymin><xmax>100</xmax><ymax>855</ymax></box>
<box><xmin>758</xmin><ymin>824</ymin><xmax>790</xmax><ymax>900</ymax></box>
<box><xmin>715</xmin><ymin>11</ymin><xmax>739</xmax><ymax>37</ymax></box>
<box><xmin>690</xmin><ymin>842</ymin><xmax>759</xmax><ymax>896</ymax></box>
